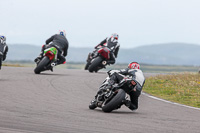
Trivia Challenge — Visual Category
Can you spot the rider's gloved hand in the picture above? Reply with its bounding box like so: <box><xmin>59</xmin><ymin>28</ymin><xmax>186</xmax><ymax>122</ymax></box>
<box><xmin>94</xmin><ymin>44</ymin><xmax>99</xmax><ymax>49</ymax></box>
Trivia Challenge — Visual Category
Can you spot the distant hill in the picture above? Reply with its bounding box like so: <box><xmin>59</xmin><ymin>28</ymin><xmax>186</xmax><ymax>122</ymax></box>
<box><xmin>118</xmin><ymin>43</ymin><xmax>200</xmax><ymax>65</ymax></box>
<box><xmin>6</xmin><ymin>43</ymin><xmax>200</xmax><ymax>65</ymax></box>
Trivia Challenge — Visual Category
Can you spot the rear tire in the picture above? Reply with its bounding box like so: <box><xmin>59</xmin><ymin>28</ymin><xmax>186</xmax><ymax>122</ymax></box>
<box><xmin>102</xmin><ymin>89</ymin><xmax>126</xmax><ymax>113</ymax></box>
<box><xmin>88</xmin><ymin>57</ymin><xmax>102</xmax><ymax>73</ymax></box>
<box><xmin>34</xmin><ymin>56</ymin><xmax>50</xmax><ymax>74</ymax></box>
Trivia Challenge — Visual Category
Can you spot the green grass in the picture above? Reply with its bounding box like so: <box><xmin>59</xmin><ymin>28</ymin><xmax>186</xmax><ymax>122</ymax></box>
<box><xmin>3</xmin><ymin>63</ymin><xmax>24</xmax><ymax>67</ymax></box>
<box><xmin>143</xmin><ymin>73</ymin><xmax>200</xmax><ymax>108</ymax></box>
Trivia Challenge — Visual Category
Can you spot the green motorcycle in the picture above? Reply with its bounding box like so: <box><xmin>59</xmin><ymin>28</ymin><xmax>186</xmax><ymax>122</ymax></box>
<box><xmin>34</xmin><ymin>47</ymin><xmax>58</xmax><ymax>74</ymax></box>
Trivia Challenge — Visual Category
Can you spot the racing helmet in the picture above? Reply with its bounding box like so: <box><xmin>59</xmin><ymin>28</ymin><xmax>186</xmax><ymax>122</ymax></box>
<box><xmin>58</xmin><ymin>30</ymin><xmax>66</xmax><ymax>37</ymax></box>
<box><xmin>111</xmin><ymin>33</ymin><xmax>119</xmax><ymax>40</ymax></box>
<box><xmin>0</xmin><ymin>35</ymin><xmax>6</xmax><ymax>42</ymax></box>
<box><xmin>128</xmin><ymin>62</ymin><xmax>140</xmax><ymax>69</ymax></box>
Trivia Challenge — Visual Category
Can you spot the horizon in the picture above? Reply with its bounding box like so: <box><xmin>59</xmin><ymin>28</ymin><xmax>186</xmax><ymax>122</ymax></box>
<box><xmin>7</xmin><ymin>42</ymin><xmax>200</xmax><ymax>49</ymax></box>
<box><xmin>6</xmin><ymin>42</ymin><xmax>200</xmax><ymax>66</ymax></box>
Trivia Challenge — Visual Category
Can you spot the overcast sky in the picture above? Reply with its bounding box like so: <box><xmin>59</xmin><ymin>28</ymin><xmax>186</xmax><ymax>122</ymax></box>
<box><xmin>1</xmin><ymin>0</ymin><xmax>200</xmax><ymax>48</ymax></box>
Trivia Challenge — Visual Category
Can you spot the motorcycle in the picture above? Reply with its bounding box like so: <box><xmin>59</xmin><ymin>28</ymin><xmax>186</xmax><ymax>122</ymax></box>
<box><xmin>89</xmin><ymin>71</ymin><xmax>137</xmax><ymax>112</ymax></box>
<box><xmin>34</xmin><ymin>47</ymin><xmax>58</xmax><ymax>74</ymax></box>
<box><xmin>0</xmin><ymin>51</ymin><xmax>3</xmax><ymax>70</ymax></box>
<box><xmin>0</xmin><ymin>44</ymin><xmax>5</xmax><ymax>70</ymax></box>
<box><xmin>85</xmin><ymin>45</ymin><xmax>111</xmax><ymax>73</ymax></box>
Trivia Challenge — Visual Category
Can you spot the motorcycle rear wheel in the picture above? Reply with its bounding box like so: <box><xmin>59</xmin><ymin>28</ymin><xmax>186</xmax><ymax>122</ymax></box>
<box><xmin>88</xmin><ymin>57</ymin><xmax>102</xmax><ymax>73</ymax></box>
<box><xmin>102</xmin><ymin>89</ymin><xmax>126</xmax><ymax>113</ymax></box>
<box><xmin>34</xmin><ymin>56</ymin><xmax>50</xmax><ymax>74</ymax></box>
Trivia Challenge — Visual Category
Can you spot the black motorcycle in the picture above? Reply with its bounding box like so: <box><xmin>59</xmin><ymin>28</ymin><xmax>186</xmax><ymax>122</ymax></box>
<box><xmin>0</xmin><ymin>51</ymin><xmax>3</xmax><ymax>69</ymax></box>
<box><xmin>89</xmin><ymin>71</ymin><xmax>137</xmax><ymax>112</ymax></box>
<box><xmin>0</xmin><ymin>44</ymin><xmax>5</xmax><ymax>70</ymax></box>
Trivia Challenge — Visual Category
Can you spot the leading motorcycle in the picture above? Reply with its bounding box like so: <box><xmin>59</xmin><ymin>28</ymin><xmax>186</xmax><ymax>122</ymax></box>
<box><xmin>0</xmin><ymin>51</ymin><xmax>3</xmax><ymax>70</ymax></box>
<box><xmin>0</xmin><ymin>44</ymin><xmax>5</xmax><ymax>70</ymax></box>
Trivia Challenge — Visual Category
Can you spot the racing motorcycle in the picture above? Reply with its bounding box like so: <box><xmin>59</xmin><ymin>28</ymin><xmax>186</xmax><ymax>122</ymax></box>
<box><xmin>85</xmin><ymin>45</ymin><xmax>111</xmax><ymax>73</ymax></box>
<box><xmin>0</xmin><ymin>44</ymin><xmax>5</xmax><ymax>70</ymax></box>
<box><xmin>89</xmin><ymin>71</ymin><xmax>137</xmax><ymax>112</ymax></box>
<box><xmin>0</xmin><ymin>51</ymin><xmax>3</xmax><ymax>70</ymax></box>
<box><xmin>34</xmin><ymin>47</ymin><xmax>58</xmax><ymax>74</ymax></box>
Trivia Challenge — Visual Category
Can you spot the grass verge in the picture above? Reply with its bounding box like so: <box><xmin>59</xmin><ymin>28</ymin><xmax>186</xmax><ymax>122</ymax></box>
<box><xmin>143</xmin><ymin>73</ymin><xmax>200</xmax><ymax>108</ymax></box>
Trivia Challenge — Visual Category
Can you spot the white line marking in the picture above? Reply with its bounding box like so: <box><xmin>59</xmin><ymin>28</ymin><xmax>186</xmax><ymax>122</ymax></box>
<box><xmin>142</xmin><ymin>92</ymin><xmax>200</xmax><ymax>111</ymax></box>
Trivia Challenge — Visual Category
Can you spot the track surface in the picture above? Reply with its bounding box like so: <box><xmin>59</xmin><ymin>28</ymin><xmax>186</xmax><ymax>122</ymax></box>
<box><xmin>0</xmin><ymin>67</ymin><xmax>199</xmax><ymax>133</ymax></box>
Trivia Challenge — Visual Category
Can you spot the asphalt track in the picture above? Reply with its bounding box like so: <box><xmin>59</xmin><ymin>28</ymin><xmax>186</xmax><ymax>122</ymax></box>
<box><xmin>0</xmin><ymin>67</ymin><xmax>199</xmax><ymax>133</ymax></box>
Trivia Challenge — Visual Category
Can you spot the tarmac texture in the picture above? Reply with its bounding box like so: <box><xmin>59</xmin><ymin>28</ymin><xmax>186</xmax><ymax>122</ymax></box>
<box><xmin>0</xmin><ymin>67</ymin><xmax>199</xmax><ymax>133</ymax></box>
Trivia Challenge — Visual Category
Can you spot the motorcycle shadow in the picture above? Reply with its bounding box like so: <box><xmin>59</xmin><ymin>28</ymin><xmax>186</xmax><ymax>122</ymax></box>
<box><xmin>92</xmin><ymin>71</ymin><xmax>106</xmax><ymax>74</ymax></box>
<box><xmin>34</xmin><ymin>73</ymin><xmax>69</xmax><ymax>76</ymax></box>
<box><xmin>0</xmin><ymin>78</ymin><xmax>9</xmax><ymax>81</ymax></box>
<box><xmin>91</xmin><ymin>108</ymin><xmax>138</xmax><ymax>114</ymax></box>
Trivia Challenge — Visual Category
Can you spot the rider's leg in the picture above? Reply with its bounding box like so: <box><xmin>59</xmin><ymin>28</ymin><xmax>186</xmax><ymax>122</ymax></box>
<box><xmin>124</xmin><ymin>90</ymin><xmax>141</xmax><ymax>110</ymax></box>
<box><xmin>56</xmin><ymin>51</ymin><xmax>66</xmax><ymax>65</ymax></box>
<box><xmin>107</xmin><ymin>53</ymin><xmax>115</xmax><ymax>64</ymax></box>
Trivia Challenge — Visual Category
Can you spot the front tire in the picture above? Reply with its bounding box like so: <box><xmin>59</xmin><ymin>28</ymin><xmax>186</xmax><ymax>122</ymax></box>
<box><xmin>34</xmin><ymin>56</ymin><xmax>50</xmax><ymax>74</ymax></box>
<box><xmin>88</xmin><ymin>57</ymin><xmax>102</xmax><ymax>73</ymax></box>
<box><xmin>0</xmin><ymin>56</ymin><xmax>2</xmax><ymax>70</ymax></box>
<box><xmin>102</xmin><ymin>89</ymin><xmax>126</xmax><ymax>113</ymax></box>
<box><xmin>84</xmin><ymin>62</ymin><xmax>90</xmax><ymax>70</ymax></box>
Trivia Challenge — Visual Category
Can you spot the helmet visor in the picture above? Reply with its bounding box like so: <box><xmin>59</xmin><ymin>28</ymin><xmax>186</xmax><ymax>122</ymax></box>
<box><xmin>113</xmin><ymin>34</ymin><xmax>118</xmax><ymax>40</ymax></box>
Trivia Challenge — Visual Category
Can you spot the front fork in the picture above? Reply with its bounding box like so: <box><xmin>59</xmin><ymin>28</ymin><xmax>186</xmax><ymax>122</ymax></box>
<box><xmin>87</xmin><ymin>53</ymin><xmax>92</xmax><ymax>62</ymax></box>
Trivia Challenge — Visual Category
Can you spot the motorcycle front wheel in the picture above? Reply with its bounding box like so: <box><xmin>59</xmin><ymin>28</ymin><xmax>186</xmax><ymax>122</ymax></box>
<box><xmin>0</xmin><ymin>56</ymin><xmax>2</xmax><ymax>69</ymax></box>
<box><xmin>84</xmin><ymin>62</ymin><xmax>90</xmax><ymax>70</ymax></box>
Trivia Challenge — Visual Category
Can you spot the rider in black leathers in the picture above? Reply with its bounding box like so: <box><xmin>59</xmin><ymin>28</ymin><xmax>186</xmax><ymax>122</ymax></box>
<box><xmin>89</xmin><ymin>33</ymin><xmax>120</xmax><ymax>65</ymax></box>
<box><xmin>0</xmin><ymin>35</ymin><xmax>8</xmax><ymax>68</ymax></box>
<box><xmin>34</xmin><ymin>30</ymin><xmax>69</xmax><ymax>68</ymax></box>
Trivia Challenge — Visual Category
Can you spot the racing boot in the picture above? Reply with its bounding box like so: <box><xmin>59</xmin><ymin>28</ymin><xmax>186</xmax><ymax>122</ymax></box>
<box><xmin>89</xmin><ymin>100</ymin><xmax>97</xmax><ymax>109</ymax></box>
<box><xmin>34</xmin><ymin>53</ymin><xmax>43</xmax><ymax>63</ymax></box>
<box><xmin>35</xmin><ymin>45</ymin><xmax>46</xmax><ymax>63</ymax></box>
<box><xmin>106</xmin><ymin>60</ymin><xmax>115</xmax><ymax>65</ymax></box>
<box><xmin>123</xmin><ymin>100</ymin><xmax>137</xmax><ymax>111</ymax></box>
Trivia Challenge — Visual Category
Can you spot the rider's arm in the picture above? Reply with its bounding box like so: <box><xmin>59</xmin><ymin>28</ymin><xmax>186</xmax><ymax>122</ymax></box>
<box><xmin>95</xmin><ymin>38</ymin><xmax>107</xmax><ymax>48</ymax></box>
<box><xmin>3</xmin><ymin>45</ymin><xmax>8</xmax><ymax>61</ymax></box>
<box><xmin>119</xmin><ymin>68</ymin><xmax>129</xmax><ymax>75</ymax></box>
<box><xmin>45</xmin><ymin>35</ymin><xmax>55</xmax><ymax>44</ymax></box>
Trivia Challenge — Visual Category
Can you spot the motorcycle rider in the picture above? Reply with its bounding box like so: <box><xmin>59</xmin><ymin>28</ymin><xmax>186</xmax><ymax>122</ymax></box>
<box><xmin>93</xmin><ymin>62</ymin><xmax>145</xmax><ymax>111</ymax></box>
<box><xmin>88</xmin><ymin>33</ymin><xmax>120</xmax><ymax>65</ymax></box>
<box><xmin>34</xmin><ymin>30</ymin><xmax>69</xmax><ymax>69</ymax></box>
<box><xmin>0</xmin><ymin>35</ymin><xmax>8</xmax><ymax>66</ymax></box>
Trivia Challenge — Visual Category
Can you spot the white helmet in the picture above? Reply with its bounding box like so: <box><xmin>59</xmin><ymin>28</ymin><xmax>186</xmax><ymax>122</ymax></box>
<box><xmin>58</xmin><ymin>30</ymin><xmax>66</xmax><ymax>37</ymax></box>
<box><xmin>110</xmin><ymin>33</ymin><xmax>119</xmax><ymax>42</ymax></box>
